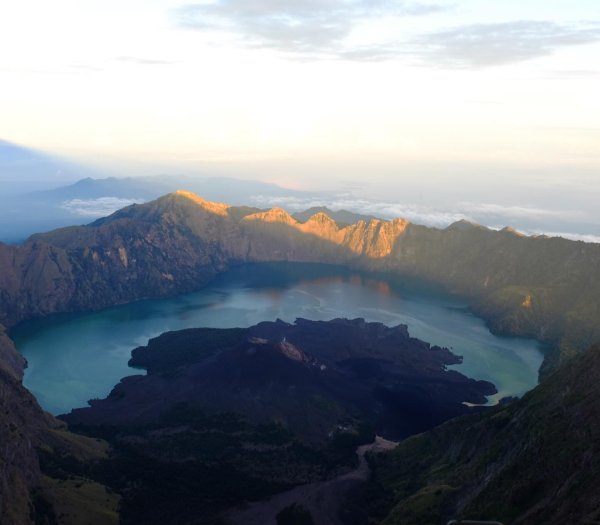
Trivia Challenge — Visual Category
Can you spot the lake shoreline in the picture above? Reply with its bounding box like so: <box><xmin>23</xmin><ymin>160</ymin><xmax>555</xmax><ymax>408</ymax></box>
<box><xmin>13</xmin><ymin>262</ymin><xmax>543</xmax><ymax>415</ymax></box>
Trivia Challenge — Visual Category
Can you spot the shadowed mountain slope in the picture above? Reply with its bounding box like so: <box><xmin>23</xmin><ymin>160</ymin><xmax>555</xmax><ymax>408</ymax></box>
<box><xmin>359</xmin><ymin>343</ymin><xmax>600</xmax><ymax>525</ymax></box>
<box><xmin>0</xmin><ymin>326</ymin><xmax>117</xmax><ymax>525</ymax></box>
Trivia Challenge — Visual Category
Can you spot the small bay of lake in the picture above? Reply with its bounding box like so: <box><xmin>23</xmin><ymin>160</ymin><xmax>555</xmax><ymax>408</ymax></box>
<box><xmin>12</xmin><ymin>263</ymin><xmax>544</xmax><ymax>415</ymax></box>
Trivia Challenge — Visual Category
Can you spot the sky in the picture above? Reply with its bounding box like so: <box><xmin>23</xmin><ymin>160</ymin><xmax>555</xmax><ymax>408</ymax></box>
<box><xmin>1</xmin><ymin>1</ymin><xmax>599</xmax><ymax>236</ymax></box>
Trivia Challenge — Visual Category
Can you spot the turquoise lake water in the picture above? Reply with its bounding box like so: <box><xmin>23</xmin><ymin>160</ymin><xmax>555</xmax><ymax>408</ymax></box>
<box><xmin>11</xmin><ymin>263</ymin><xmax>544</xmax><ymax>415</ymax></box>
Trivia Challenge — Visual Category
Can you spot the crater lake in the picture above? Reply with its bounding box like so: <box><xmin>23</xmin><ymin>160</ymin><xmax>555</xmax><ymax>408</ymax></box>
<box><xmin>11</xmin><ymin>262</ymin><xmax>544</xmax><ymax>415</ymax></box>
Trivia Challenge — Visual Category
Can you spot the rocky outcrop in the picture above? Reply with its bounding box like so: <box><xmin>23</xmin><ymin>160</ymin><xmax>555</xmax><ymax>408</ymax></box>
<box><xmin>243</xmin><ymin>208</ymin><xmax>408</xmax><ymax>258</ymax></box>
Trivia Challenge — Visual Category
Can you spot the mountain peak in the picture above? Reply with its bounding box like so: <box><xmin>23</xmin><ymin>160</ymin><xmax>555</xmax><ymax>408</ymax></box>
<box><xmin>243</xmin><ymin>207</ymin><xmax>297</xmax><ymax>225</ymax></box>
<box><xmin>172</xmin><ymin>190</ymin><xmax>230</xmax><ymax>216</ymax></box>
<box><xmin>305</xmin><ymin>211</ymin><xmax>337</xmax><ymax>225</ymax></box>
<box><xmin>500</xmin><ymin>225</ymin><xmax>525</xmax><ymax>237</ymax></box>
<box><xmin>446</xmin><ymin>219</ymin><xmax>483</xmax><ymax>231</ymax></box>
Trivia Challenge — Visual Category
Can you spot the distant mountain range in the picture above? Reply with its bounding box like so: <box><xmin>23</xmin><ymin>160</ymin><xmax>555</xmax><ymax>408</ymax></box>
<box><xmin>28</xmin><ymin>175</ymin><xmax>315</xmax><ymax>204</ymax></box>
<box><xmin>0</xmin><ymin>172</ymin><xmax>326</xmax><ymax>244</ymax></box>
<box><xmin>3</xmin><ymin>139</ymin><xmax>599</xmax><ymax>244</ymax></box>
<box><xmin>0</xmin><ymin>140</ymin><xmax>98</xmax><ymax>190</ymax></box>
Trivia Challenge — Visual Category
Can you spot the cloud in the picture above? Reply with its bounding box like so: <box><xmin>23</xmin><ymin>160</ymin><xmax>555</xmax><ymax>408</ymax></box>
<box><xmin>174</xmin><ymin>3</ymin><xmax>600</xmax><ymax>66</ymax></box>
<box><xmin>525</xmin><ymin>231</ymin><xmax>600</xmax><ymax>244</ymax></box>
<box><xmin>249</xmin><ymin>195</ymin><xmax>599</xmax><ymax>244</ymax></box>
<box><xmin>60</xmin><ymin>197</ymin><xmax>144</xmax><ymax>217</ymax></box>
<box><xmin>411</xmin><ymin>21</ymin><xmax>600</xmax><ymax>68</ymax></box>
<box><xmin>249</xmin><ymin>194</ymin><xmax>469</xmax><ymax>227</ymax></box>
<box><xmin>175</xmin><ymin>0</ymin><xmax>446</xmax><ymax>57</ymax></box>
<box><xmin>547</xmin><ymin>69</ymin><xmax>600</xmax><ymax>79</ymax></box>
<box><xmin>114</xmin><ymin>56</ymin><xmax>177</xmax><ymax>66</ymax></box>
<box><xmin>458</xmin><ymin>202</ymin><xmax>564</xmax><ymax>220</ymax></box>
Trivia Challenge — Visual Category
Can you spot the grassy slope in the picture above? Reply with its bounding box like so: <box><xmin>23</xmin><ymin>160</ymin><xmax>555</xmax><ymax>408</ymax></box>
<box><xmin>363</xmin><ymin>344</ymin><xmax>600</xmax><ymax>525</ymax></box>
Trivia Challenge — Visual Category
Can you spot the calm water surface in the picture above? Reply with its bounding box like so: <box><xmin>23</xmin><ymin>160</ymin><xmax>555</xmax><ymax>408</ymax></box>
<box><xmin>12</xmin><ymin>263</ymin><xmax>544</xmax><ymax>415</ymax></box>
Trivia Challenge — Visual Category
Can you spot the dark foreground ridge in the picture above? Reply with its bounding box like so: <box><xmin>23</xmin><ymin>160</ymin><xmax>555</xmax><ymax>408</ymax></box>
<box><xmin>354</xmin><ymin>344</ymin><xmax>600</xmax><ymax>525</ymax></box>
<box><xmin>53</xmin><ymin>318</ymin><xmax>492</xmax><ymax>524</ymax></box>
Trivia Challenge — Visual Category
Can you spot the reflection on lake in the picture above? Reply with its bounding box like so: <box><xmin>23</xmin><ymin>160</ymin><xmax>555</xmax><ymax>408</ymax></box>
<box><xmin>12</xmin><ymin>263</ymin><xmax>544</xmax><ymax>415</ymax></box>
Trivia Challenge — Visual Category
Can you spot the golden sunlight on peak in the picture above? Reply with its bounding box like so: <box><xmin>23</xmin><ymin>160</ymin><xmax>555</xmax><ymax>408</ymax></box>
<box><xmin>173</xmin><ymin>190</ymin><xmax>230</xmax><ymax>216</ymax></box>
<box><xmin>306</xmin><ymin>212</ymin><xmax>337</xmax><ymax>224</ymax></box>
<box><xmin>243</xmin><ymin>206</ymin><xmax>409</xmax><ymax>258</ymax></box>
<box><xmin>244</xmin><ymin>208</ymin><xmax>297</xmax><ymax>224</ymax></box>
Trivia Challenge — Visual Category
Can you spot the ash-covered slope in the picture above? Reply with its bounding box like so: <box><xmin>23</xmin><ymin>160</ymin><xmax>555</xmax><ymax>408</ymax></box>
<box><xmin>360</xmin><ymin>343</ymin><xmax>600</xmax><ymax>525</ymax></box>
<box><xmin>62</xmin><ymin>318</ymin><xmax>494</xmax><ymax>441</ymax></box>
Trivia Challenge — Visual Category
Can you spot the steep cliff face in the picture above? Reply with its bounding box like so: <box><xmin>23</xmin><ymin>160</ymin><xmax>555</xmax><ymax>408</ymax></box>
<box><xmin>0</xmin><ymin>241</ymin><xmax>77</xmax><ymax>327</ymax></box>
<box><xmin>0</xmin><ymin>327</ymin><xmax>44</xmax><ymax>525</ymax></box>
<box><xmin>0</xmin><ymin>190</ymin><xmax>599</xmax><ymax>372</ymax></box>
<box><xmin>0</xmin><ymin>327</ymin><xmax>116</xmax><ymax>525</ymax></box>
<box><xmin>362</xmin><ymin>344</ymin><xmax>600</xmax><ymax>525</ymax></box>
<box><xmin>243</xmin><ymin>208</ymin><xmax>408</xmax><ymax>258</ymax></box>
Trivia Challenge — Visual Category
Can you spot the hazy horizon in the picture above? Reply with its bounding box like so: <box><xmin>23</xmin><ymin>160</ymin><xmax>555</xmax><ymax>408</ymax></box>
<box><xmin>0</xmin><ymin>136</ymin><xmax>598</xmax><ymax>243</ymax></box>
<box><xmin>1</xmin><ymin>1</ymin><xmax>599</xmax><ymax>240</ymax></box>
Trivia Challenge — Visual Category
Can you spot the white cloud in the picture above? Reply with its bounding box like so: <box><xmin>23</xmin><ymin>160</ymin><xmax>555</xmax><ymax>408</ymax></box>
<box><xmin>60</xmin><ymin>197</ymin><xmax>144</xmax><ymax>217</ymax></box>
<box><xmin>249</xmin><ymin>194</ymin><xmax>599</xmax><ymax>243</ymax></box>
<box><xmin>174</xmin><ymin>4</ymin><xmax>600</xmax><ymax>67</ymax></box>
<box><xmin>249</xmin><ymin>194</ymin><xmax>470</xmax><ymax>227</ymax></box>
<box><xmin>458</xmin><ymin>202</ymin><xmax>566</xmax><ymax>220</ymax></box>
<box><xmin>411</xmin><ymin>21</ymin><xmax>600</xmax><ymax>68</ymax></box>
<box><xmin>524</xmin><ymin>230</ymin><xmax>600</xmax><ymax>244</ymax></box>
<box><xmin>175</xmin><ymin>0</ymin><xmax>447</xmax><ymax>59</ymax></box>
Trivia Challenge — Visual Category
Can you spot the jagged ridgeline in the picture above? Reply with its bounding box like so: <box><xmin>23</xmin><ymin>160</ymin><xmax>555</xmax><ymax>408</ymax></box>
<box><xmin>0</xmin><ymin>190</ymin><xmax>599</xmax><ymax>373</ymax></box>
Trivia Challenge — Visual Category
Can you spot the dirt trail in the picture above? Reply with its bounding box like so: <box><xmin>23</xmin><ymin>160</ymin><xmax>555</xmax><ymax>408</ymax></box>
<box><xmin>225</xmin><ymin>436</ymin><xmax>397</xmax><ymax>525</ymax></box>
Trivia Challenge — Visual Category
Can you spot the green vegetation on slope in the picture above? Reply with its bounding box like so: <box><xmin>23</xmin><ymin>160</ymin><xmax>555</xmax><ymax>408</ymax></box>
<box><xmin>358</xmin><ymin>344</ymin><xmax>600</xmax><ymax>525</ymax></box>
